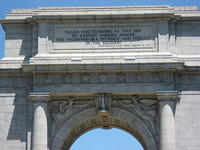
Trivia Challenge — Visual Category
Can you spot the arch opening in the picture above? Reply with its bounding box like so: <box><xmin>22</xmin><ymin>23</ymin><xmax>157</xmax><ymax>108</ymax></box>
<box><xmin>62</xmin><ymin>115</ymin><xmax>147</xmax><ymax>150</ymax></box>
<box><xmin>51</xmin><ymin>107</ymin><xmax>158</xmax><ymax>150</ymax></box>
<box><xmin>70</xmin><ymin>128</ymin><xmax>144</xmax><ymax>150</ymax></box>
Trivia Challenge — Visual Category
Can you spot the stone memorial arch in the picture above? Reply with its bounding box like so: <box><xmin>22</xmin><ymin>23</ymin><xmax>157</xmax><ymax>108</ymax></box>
<box><xmin>0</xmin><ymin>5</ymin><xmax>200</xmax><ymax>150</ymax></box>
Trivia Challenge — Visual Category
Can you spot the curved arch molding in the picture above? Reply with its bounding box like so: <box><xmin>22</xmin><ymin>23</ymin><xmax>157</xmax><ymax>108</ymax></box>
<box><xmin>51</xmin><ymin>107</ymin><xmax>158</xmax><ymax>150</ymax></box>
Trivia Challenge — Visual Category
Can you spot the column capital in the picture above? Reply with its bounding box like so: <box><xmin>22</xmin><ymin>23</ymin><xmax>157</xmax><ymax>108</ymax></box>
<box><xmin>29</xmin><ymin>92</ymin><xmax>50</xmax><ymax>102</ymax></box>
<box><xmin>156</xmin><ymin>91</ymin><xmax>179</xmax><ymax>102</ymax></box>
<box><xmin>157</xmin><ymin>91</ymin><xmax>180</xmax><ymax>115</ymax></box>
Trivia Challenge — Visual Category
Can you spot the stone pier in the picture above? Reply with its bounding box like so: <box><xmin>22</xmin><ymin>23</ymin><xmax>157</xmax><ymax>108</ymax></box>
<box><xmin>29</xmin><ymin>93</ymin><xmax>49</xmax><ymax>150</ymax></box>
<box><xmin>157</xmin><ymin>92</ymin><xmax>178</xmax><ymax>150</ymax></box>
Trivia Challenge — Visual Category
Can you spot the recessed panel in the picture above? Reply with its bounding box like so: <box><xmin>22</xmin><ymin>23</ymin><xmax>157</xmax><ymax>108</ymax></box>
<box><xmin>52</xmin><ymin>22</ymin><xmax>157</xmax><ymax>52</ymax></box>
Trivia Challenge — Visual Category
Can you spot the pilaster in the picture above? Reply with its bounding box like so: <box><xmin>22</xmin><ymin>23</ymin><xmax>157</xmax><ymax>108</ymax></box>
<box><xmin>158</xmin><ymin>20</ymin><xmax>169</xmax><ymax>52</ymax></box>
<box><xmin>29</xmin><ymin>92</ymin><xmax>50</xmax><ymax>150</ymax></box>
<box><xmin>157</xmin><ymin>91</ymin><xmax>179</xmax><ymax>150</ymax></box>
<box><xmin>37</xmin><ymin>21</ymin><xmax>48</xmax><ymax>54</ymax></box>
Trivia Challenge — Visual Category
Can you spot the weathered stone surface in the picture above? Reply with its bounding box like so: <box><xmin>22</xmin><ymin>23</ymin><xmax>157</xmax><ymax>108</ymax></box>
<box><xmin>53</xmin><ymin>23</ymin><xmax>157</xmax><ymax>52</ymax></box>
<box><xmin>0</xmin><ymin>5</ymin><xmax>200</xmax><ymax>150</ymax></box>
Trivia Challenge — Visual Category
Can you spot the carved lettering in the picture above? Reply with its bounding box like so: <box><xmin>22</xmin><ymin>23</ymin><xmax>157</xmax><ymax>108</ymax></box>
<box><xmin>54</xmin><ymin>24</ymin><xmax>156</xmax><ymax>51</ymax></box>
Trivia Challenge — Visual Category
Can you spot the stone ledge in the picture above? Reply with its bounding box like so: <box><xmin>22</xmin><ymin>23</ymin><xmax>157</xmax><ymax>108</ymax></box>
<box><xmin>0</xmin><ymin>93</ymin><xmax>16</xmax><ymax>97</ymax></box>
<box><xmin>180</xmin><ymin>91</ymin><xmax>200</xmax><ymax>95</ymax></box>
<box><xmin>0</xmin><ymin>5</ymin><xmax>200</xmax><ymax>22</ymax></box>
<box><xmin>22</xmin><ymin>62</ymin><xmax>184</xmax><ymax>72</ymax></box>
<box><xmin>29</xmin><ymin>92</ymin><xmax>50</xmax><ymax>101</ymax></box>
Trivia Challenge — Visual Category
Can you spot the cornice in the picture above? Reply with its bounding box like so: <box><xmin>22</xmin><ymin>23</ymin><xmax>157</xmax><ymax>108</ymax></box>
<box><xmin>22</xmin><ymin>62</ymin><xmax>185</xmax><ymax>73</ymax></box>
<box><xmin>0</xmin><ymin>6</ymin><xmax>200</xmax><ymax>24</ymax></box>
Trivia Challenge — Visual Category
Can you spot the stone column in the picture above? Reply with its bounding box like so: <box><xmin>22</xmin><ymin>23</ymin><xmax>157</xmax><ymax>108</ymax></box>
<box><xmin>29</xmin><ymin>92</ymin><xmax>50</xmax><ymax>150</ymax></box>
<box><xmin>157</xmin><ymin>91</ymin><xmax>179</xmax><ymax>150</ymax></box>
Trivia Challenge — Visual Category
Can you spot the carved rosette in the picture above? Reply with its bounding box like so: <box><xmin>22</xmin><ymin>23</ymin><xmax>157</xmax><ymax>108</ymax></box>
<box><xmin>34</xmin><ymin>72</ymin><xmax>172</xmax><ymax>85</ymax></box>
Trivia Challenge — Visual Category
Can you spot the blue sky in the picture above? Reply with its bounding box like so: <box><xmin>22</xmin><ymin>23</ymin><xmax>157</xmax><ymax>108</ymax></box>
<box><xmin>70</xmin><ymin>128</ymin><xmax>144</xmax><ymax>150</ymax></box>
<box><xmin>0</xmin><ymin>0</ymin><xmax>200</xmax><ymax>149</ymax></box>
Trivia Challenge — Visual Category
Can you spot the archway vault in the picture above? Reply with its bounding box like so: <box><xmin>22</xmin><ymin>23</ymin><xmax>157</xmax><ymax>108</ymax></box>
<box><xmin>62</xmin><ymin>115</ymin><xmax>145</xmax><ymax>150</ymax></box>
<box><xmin>51</xmin><ymin>107</ymin><xmax>158</xmax><ymax>150</ymax></box>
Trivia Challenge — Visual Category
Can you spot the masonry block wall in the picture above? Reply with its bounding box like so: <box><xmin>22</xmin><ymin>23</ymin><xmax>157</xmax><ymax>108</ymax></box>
<box><xmin>0</xmin><ymin>6</ymin><xmax>200</xmax><ymax>150</ymax></box>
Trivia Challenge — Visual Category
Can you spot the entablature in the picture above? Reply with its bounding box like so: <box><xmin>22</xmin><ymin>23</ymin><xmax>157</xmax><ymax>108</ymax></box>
<box><xmin>22</xmin><ymin>62</ymin><xmax>184</xmax><ymax>73</ymax></box>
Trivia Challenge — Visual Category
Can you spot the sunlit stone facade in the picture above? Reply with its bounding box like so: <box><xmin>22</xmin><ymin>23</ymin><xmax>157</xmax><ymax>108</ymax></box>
<box><xmin>0</xmin><ymin>5</ymin><xmax>200</xmax><ymax>150</ymax></box>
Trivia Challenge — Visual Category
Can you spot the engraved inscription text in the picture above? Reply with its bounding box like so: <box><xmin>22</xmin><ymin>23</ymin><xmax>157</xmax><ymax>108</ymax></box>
<box><xmin>53</xmin><ymin>23</ymin><xmax>157</xmax><ymax>51</ymax></box>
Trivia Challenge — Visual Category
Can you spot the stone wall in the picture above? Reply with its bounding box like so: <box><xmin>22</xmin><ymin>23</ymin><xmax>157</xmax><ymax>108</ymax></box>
<box><xmin>176</xmin><ymin>92</ymin><xmax>200</xmax><ymax>150</ymax></box>
<box><xmin>0</xmin><ymin>6</ymin><xmax>200</xmax><ymax>150</ymax></box>
<box><xmin>4</xmin><ymin>21</ymin><xmax>200</xmax><ymax>58</ymax></box>
<box><xmin>176</xmin><ymin>23</ymin><xmax>200</xmax><ymax>55</ymax></box>
<box><xmin>0</xmin><ymin>72</ymin><xmax>29</xmax><ymax>149</ymax></box>
<box><xmin>4</xmin><ymin>24</ymin><xmax>32</xmax><ymax>58</ymax></box>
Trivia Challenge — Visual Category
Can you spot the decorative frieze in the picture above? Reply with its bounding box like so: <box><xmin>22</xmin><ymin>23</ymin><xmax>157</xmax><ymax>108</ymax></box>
<box><xmin>180</xmin><ymin>73</ymin><xmax>200</xmax><ymax>85</ymax></box>
<box><xmin>51</xmin><ymin>94</ymin><xmax>158</xmax><ymax>122</ymax></box>
<box><xmin>98</xmin><ymin>73</ymin><xmax>108</xmax><ymax>83</ymax></box>
<box><xmin>33</xmin><ymin>72</ymin><xmax>172</xmax><ymax>85</ymax></box>
<box><xmin>64</xmin><ymin>73</ymin><xmax>73</xmax><ymax>84</ymax></box>
<box><xmin>112</xmin><ymin>95</ymin><xmax>159</xmax><ymax>139</ymax></box>
<box><xmin>116</xmin><ymin>72</ymin><xmax>126</xmax><ymax>83</ymax></box>
<box><xmin>51</xmin><ymin>93</ymin><xmax>159</xmax><ymax>145</ymax></box>
<box><xmin>51</xmin><ymin>97</ymin><xmax>93</xmax><ymax>113</ymax></box>
<box><xmin>80</xmin><ymin>73</ymin><xmax>91</xmax><ymax>83</ymax></box>
<box><xmin>112</xmin><ymin>95</ymin><xmax>157</xmax><ymax>120</ymax></box>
